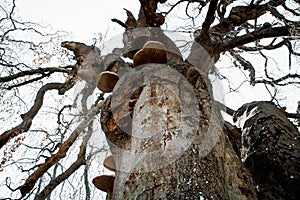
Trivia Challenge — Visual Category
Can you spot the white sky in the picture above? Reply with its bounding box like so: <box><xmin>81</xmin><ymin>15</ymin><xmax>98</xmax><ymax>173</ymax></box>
<box><xmin>16</xmin><ymin>0</ymin><xmax>300</xmax><ymax>114</ymax></box>
<box><xmin>17</xmin><ymin>0</ymin><xmax>140</xmax><ymax>42</ymax></box>
<box><xmin>1</xmin><ymin>0</ymin><xmax>299</xmax><ymax>198</ymax></box>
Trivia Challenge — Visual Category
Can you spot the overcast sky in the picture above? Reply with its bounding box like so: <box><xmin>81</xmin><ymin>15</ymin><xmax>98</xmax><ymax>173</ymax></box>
<box><xmin>17</xmin><ymin>0</ymin><xmax>140</xmax><ymax>42</ymax></box>
<box><xmin>15</xmin><ymin>0</ymin><xmax>299</xmax><ymax>113</ymax></box>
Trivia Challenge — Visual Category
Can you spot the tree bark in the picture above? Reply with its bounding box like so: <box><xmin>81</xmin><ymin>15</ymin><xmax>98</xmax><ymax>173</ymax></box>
<box><xmin>234</xmin><ymin>101</ymin><xmax>300</xmax><ymax>200</ymax></box>
<box><xmin>100</xmin><ymin>63</ymin><xmax>257</xmax><ymax>199</ymax></box>
<box><xmin>99</xmin><ymin>1</ymin><xmax>300</xmax><ymax>199</ymax></box>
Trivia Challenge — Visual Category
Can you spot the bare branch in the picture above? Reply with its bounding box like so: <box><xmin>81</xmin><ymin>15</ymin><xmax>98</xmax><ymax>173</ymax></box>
<box><xmin>254</xmin><ymin>73</ymin><xmax>300</xmax><ymax>86</ymax></box>
<box><xmin>285</xmin><ymin>112</ymin><xmax>300</xmax><ymax>119</ymax></box>
<box><xmin>18</xmin><ymin>99</ymin><xmax>106</xmax><ymax>196</ymax></box>
<box><xmin>210</xmin><ymin>3</ymin><xmax>268</xmax><ymax>33</ymax></box>
<box><xmin>237</xmin><ymin>39</ymin><xmax>286</xmax><ymax>51</ymax></box>
<box><xmin>282</xmin><ymin>3</ymin><xmax>300</xmax><ymax>16</ymax></box>
<box><xmin>0</xmin><ymin>67</ymin><xmax>72</xmax><ymax>83</ymax></box>
<box><xmin>34</xmin><ymin>122</ymin><xmax>93</xmax><ymax>200</ymax></box>
<box><xmin>163</xmin><ymin>0</ymin><xmax>186</xmax><ymax>16</ymax></box>
<box><xmin>0</xmin><ymin>83</ymin><xmax>66</xmax><ymax>149</ymax></box>
<box><xmin>229</xmin><ymin>50</ymin><xmax>255</xmax><ymax>84</ymax></box>
<box><xmin>137</xmin><ymin>0</ymin><xmax>166</xmax><ymax>27</ymax></box>
<box><xmin>211</xmin><ymin>0</ymin><xmax>286</xmax><ymax>34</ymax></box>
<box><xmin>215</xmin><ymin>101</ymin><xmax>236</xmax><ymax>116</ymax></box>
<box><xmin>111</xmin><ymin>18</ymin><xmax>127</xmax><ymax>29</ymax></box>
<box><xmin>217</xmin><ymin>26</ymin><xmax>290</xmax><ymax>53</ymax></box>
<box><xmin>200</xmin><ymin>0</ymin><xmax>218</xmax><ymax>36</ymax></box>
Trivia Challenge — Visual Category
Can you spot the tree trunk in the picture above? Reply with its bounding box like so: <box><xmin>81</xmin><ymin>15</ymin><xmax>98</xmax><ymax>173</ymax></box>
<box><xmin>100</xmin><ymin>62</ymin><xmax>258</xmax><ymax>199</ymax></box>
<box><xmin>234</xmin><ymin>101</ymin><xmax>300</xmax><ymax>200</ymax></box>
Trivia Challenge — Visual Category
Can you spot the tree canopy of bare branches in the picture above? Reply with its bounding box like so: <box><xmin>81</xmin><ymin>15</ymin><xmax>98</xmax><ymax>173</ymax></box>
<box><xmin>0</xmin><ymin>0</ymin><xmax>299</xmax><ymax>199</ymax></box>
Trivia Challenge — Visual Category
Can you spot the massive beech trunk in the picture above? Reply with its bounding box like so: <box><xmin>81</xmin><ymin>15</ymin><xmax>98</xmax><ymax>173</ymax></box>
<box><xmin>99</xmin><ymin>62</ymin><xmax>256</xmax><ymax>199</ymax></box>
<box><xmin>100</xmin><ymin>62</ymin><xmax>299</xmax><ymax>199</ymax></box>
<box><xmin>98</xmin><ymin>0</ymin><xmax>300</xmax><ymax>199</ymax></box>
<box><xmin>1</xmin><ymin>0</ymin><xmax>300</xmax><ymax>199</ymax></box>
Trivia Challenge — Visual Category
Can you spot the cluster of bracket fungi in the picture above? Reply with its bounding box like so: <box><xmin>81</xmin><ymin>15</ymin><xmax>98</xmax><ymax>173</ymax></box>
<box><xmin>61</xmin><ymin>0</ymin><xmax>170</xmax><ymax>193</ymax></box>
<box><xmin>61</xmin><ymin>39</ymin><xmax>169</xmax><ymax>194</ymax></box>
<box><xmin>97</xmin><ymin>40</ymin><xmax>167</xmax><ymax>94</ymax></box>
<box><xmin>93</xmin><ymin>40</ymin><xmax>168</xmax><ymax>193</ymax></box>
<box><xmin>92</xmin><ymin>155</ymin><xmax>116</xmax><ymax>193</ymax></box>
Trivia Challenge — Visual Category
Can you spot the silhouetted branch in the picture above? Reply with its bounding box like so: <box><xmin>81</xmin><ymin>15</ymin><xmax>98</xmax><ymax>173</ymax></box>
<box><xmin>35</xmin><ymin>122</ymin><xmax>93</xmax><ymax>200</ymax></box>
<box><xmin>210</xmin><ymin>0</ymin><xmax>285</xmax><ymax>33</ymax></box>
<box><xmin>229</xmin><ymin>50</ymin><xmax>256</xmax><ymax>84</ymax></box>
<box><xmin>111</xmin><ymin>18</ymin><xmax>127</xmax><ymax>29</ymax></box>
<box><xmin>0</xmin><ymin>83</ymin><xmax>66</xmax><ymax>149</ymax></box>
<box><xmin>215</xmin><ymin>101</ymin><xmax>236</xmax><ymax>116</ymax></box>
<box><xmin>237</xmin><ymin>39</ymin><xmax>286</xmax><ymax>51</ymax></box>
<box><xmin>217</xmin><ymin>26</ymin><xmax>290</xmax><ymax>53</ymax></box>
<box><xmin>0</xmin><ymin>67</ymin><xmax>72</xmax><ymax>83</ymax></box>
<box><xmin>254</xmin><ymin>73</ymin><xmax>300</xmax><ymax>86</ymax></box>
<box><xmin>18</xmin><ymin>98</ymin><xmax>106</xmax><ymax>196</ymax></box>
<box><xmin>200</xmin><ymin>0</ymin><xmax>218</xmax><ymax>36</ymax></box>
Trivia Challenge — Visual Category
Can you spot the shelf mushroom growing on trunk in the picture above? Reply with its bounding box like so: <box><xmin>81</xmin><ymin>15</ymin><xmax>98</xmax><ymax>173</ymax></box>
<box><xmin>92</xmin><ymin>156</ymin><xmax>116</xmax><ymax>194</ymax></box>
<box><xmin>97</xmin><ymin>71</ymin><xmax>120</xmax><ymax>93</ymax></box>
<box><xmin>92</xmin><ymin>175</ymin><xmax>115</xmax><ymax>193</ymax></box>
<box><xmin>133</xmin><ymin>41</ymin><xmax>167</xmax><ymax>67</ymax></box>
<box><xmin>103</xmin><ymin>155</ymin><xmax>116</xmax><ymax>172</ymax></box>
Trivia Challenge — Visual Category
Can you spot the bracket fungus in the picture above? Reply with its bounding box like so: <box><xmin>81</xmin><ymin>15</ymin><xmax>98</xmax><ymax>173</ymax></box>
<box><xmin>103</xmin><ymin>155</ymin><xmax>116</xmax><ymax>172</ymax></box>
<box><xmin>97</xmin><ymin>71</ymin><xmax>119</xmax><ymax>93</ymax></box>
<box><xmin>92</xmin><ymin>175</ymin><xmax>115</xmax><ymax>193</ymax></box>
<box><xmin>133</xmin><ymin>41</ymin><xmax>167</xmax><ymax>67</ymax></box>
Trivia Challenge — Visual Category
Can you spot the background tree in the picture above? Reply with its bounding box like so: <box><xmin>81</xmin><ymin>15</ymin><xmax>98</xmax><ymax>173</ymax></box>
<box><xmin>0</xmin><ymin>0</ymin><xmax>300</xmax><ymax>199</ymax></box>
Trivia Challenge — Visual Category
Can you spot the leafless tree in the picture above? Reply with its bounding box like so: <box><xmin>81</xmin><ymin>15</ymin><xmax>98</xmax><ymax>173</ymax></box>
<box><xmin>0</xmin><ymin>0</ymin><xmax>300</xmax><ymax>200</ymax></box>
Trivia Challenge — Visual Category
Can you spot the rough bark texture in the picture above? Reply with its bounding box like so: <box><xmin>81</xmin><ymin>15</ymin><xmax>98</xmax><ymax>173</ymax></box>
<box><xmin>99</xmin><ymin>1</ymin><xmax>300</xmax><ymax>199</ymax></box>
<box><xmin>100</xmin><ymin>63</ymin><xmax>257</xmax><ymax>200</ymax></box>
<box><xmin>100</xmin><ymin>62</ymin><xmax>300</xmax><ymax>199</ymax></box>
<box><xmin>234</xmin><ymin>101</ymin><xmax>300</xmax><ymax>200</ymax></box>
